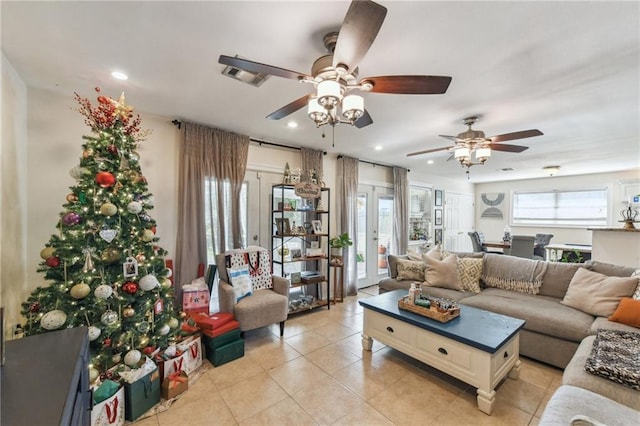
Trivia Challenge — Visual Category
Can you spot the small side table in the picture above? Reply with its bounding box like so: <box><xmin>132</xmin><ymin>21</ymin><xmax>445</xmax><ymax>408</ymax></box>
<box><xmin>331</xmin><ymin>264</ymin><xmax>344</xmax><ymax>304</ymax></box>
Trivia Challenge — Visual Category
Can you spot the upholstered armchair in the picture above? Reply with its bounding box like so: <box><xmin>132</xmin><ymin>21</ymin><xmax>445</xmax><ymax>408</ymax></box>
<box><xmin>509</xmin><ymin>235</ymin><xmax>536</xmax><ymax>259</ymax></box>
<box><xmin>216</xmin><ymin>250</ymin><xmax>289</xmax><ymax>336</ymax></box>
<box><xmin>534</xmin><ymin>233</ymin><xmax>554</xmax><ymax>260</ymax></box>
<box><xmin>468</xmin><ymin>231</ymin><xmax>503</xmax><ymax>254</ymax></box>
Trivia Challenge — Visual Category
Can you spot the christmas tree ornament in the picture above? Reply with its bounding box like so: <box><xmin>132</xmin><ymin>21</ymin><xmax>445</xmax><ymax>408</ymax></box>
<box><xmin>167</xmin><ymin>317</ymin><xmax>179</xmax><ymax>329</ymax></box>
<box><xmin>156</xmin><ymin>323</ymin><xmax>170</xmax><ymax>336</ymax></box>
<box><xmin>40</xmin><ymin>246</ymin><xmax>56</xmax><ymax>260</ymax></box>
<box><xmin>112</xmin><ymin>353</ymin><xmax>122</xmax><ymax>363</ymax></box>
<box><xmin>89</xmin><ymin>367</ymin><xmax>100</xmax><ymax>383</ymax></box>
<box><xmin>124</xmin><ymin>349</ymin><xmax>142</xmax><ymax>367</ymax></box>
<box><xmin>141</xmin><ymin>229</ymin><xmax>155</xmax><ymax>242</ymax></box>
<box><xmin>139</xmin><ymin>274</ymin><xmax>159</xmax><ymax>291</ymax></box>
<box><xmin>165</xmin><ymin>268</ymin><xmax>173</xmax><ymax>278</ymax></box>
<box><xmin>96</xmin><ymin>171</ymin><xmax>116</xmax><ymax>188</ymax></box>
<box><xmin>82</xmin><ymin>148</ymin><xmax>94</xmax><ymax>158</ymax></box>
<box><xmin>178</xmin><ymin>311</ymin><xmax>187</xmax><ymax>319</ymax></box>
<box><xmin>94</xmin><ymin>284</ymin><xmax>113</xmax><ymax>299</ymax></box>
<box><xmin>78</xmin><ymin>192</ymin><xmax>87</xmax><ymax>204</ymax></box>
<box><xmin>29</xmin><ymin>301</ymin><xmax>41</xmax><ymax>313</ymax></box>
<box><xmin>66</xmin><ymin>193</ymin><xmax>78</xmax><ymax>203</ymax></box>
<box><xmin>99</xmin><ymin>202</ymin><xmax>118</xmax><ymax>216</ymax></box>
<box><xmin>101</xmin><ymin>309</ymin><xmax>118</xmax><ymax>326</ymax></box>
<box><xmin>98</xmin><ymin>229</ymin><xmax>118</xmax><ymax>243</ymax></box>
<box><xmin>40</xmin><ymin>310</ymin><xmax>67</xmax><ymax>330</ymax></box>
<box><xmin>142</xmin><ymin>345</ymin><xmax>155</xmax><ymax>355</ymax></box>
<box><xmin>101</xmin><ymin>247</ymin><xmax>120</xmax><ymax>264</ymax></box>
<box><xmin>122</xmin><ymin>281</ymin><xmax>138</xmax><ymax>295</ymax></box>
<box><xmin>107</xmin><ymin>144</ymin><xmax>118</xmax><ymax>155</ymax></box>
<box><xmin>69</xmin><ymin>166</ymin><xmax>90</xmax><ymax>180</ymax></box>
<box><xmin>82</xmin><ymin>247</ymin><xmax>95</xmax><ymax>272</ymax></box>
<box><xmin>123</xmin><ymin>170</ymin><xmax>139</xmax><ymax>182</ymax></box>
<box><xmin>122</xmin><ymin>306</ymin><xmax>135</xmax><ymax>318</ymax></box>
<box><xmin>126</xmin><ymin>201</ymin><xmax>143</xmax><ymax>214</ymax></box>
<box><xmin>70</xmin><ymin>282</ymin><xmax>91</xmax><ymax>299</ymax></box>
<box><xmin>137</xmin><ymin>322</ymin><xmax>150</xmax><ymax>333</ymax></box>
<box><xmin>102</xmin><ymin>338</ymin><xmax>112</xmax><ymax>348</ymax></box>
<box><xmin>144</xmin><ymin>195</ymin><xmax>154</xmax><ymax>207</ymax></box>
<box><xmin>61</xmin><ymin>212</ymin><xmax>82</xmax><ymax>226</ymax></box>
<box><xmin>135</xmin><ymin>253</ymin><xmax>146</xmax><ymax>263</ymax></box>
<box><xmin>160</xmin><ymin>279</ymin><xmax>172</xmax><ymax>290</ymax></box>
<box><xmin>45</xmin><ymin>256</ymin><xmax>60</xmax><ymax>267</ymax></box>
<box><xmin>130</xmin><ymin>151</ymin><xmax>140</xmax><ymax>162</ymax></box>
<box><xmin>88</xmin><ymin>325</ymin><xmax>101</xmax><ymax>341</ymax></box>
<box><xmin>138</xmin><ymin>336</ymin><xmax>150</xmax><ymax>347</ymax></box>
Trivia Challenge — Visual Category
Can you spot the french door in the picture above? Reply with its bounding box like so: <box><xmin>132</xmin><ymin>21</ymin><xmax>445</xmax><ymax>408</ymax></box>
<box><xmin>357</xmin><ymin>185</ymin><xmax>394</xmax><ymax>289</ymax></box>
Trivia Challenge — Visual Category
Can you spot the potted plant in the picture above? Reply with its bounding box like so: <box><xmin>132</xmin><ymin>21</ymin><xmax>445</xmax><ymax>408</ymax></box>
<box><xmin>329</xmin><ymin>233</ymin><xmax>353</xmax><ymax>265</ymax></box>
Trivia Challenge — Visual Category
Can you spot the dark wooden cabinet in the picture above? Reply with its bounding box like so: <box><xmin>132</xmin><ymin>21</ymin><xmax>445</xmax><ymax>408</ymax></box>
<box><xmin>1</xmin><ymin>326</ymin><xmax>91</xmax><ymax>425</ymax></box>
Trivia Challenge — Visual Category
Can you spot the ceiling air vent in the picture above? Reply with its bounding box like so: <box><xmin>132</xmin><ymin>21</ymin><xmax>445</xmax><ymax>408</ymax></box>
<box><xmin>221</xmin><ymin>56</ymin><xmax>270</xmax><ymax>87</ymax></box>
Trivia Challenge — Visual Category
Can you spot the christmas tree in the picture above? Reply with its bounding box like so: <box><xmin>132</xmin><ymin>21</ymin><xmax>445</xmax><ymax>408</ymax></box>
<box><xmin>21</xmin><ymin>88</ymin><xmax>179</xmax><ymax>377</ymax></box>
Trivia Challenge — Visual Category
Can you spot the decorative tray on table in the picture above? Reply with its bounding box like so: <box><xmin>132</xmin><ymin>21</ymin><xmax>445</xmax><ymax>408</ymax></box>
<box><xmin>398</xmin><ymin>295</ymin><xmax>460</xmax><ymax>323</ymax></box>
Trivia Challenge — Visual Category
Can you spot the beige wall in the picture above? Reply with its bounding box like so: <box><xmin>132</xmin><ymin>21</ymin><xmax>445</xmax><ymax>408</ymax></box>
<box><xmin>474</xmin><ymin>169</ymin><xmax>640</xmax><ymax>246</ymax></box>
<box><xmin>1</xmin><ymin>52</ymin><xmax>28</xmax><ymax>337</ymax></box>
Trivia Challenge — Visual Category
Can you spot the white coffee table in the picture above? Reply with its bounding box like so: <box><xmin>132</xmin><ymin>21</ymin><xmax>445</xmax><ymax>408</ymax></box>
<box><xmin>359</xmin><ymin>290</ymin><xmax>525</xmax><ymax>415</ymax></box>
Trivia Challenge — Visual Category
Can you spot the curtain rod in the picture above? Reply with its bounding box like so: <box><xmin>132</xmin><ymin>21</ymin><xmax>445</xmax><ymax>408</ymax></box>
<box><xmin>337</xmin><ymin>155</ymin><xmax>410</xmax><ymax>172</ymax></box>
<box><xmin>171</xmin><ymin>120</ymin><xmax>326</xmax><ymax>155</ymax></box>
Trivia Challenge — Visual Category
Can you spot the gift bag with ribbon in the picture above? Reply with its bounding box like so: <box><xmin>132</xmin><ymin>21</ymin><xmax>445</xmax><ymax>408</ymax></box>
<box><xmin>123</xmin><ymin>367</ymin><xmax>161</xmax><ymax>421</ymax></box>
<box><xmin>91</xmin><ymin>383</ymin><xmax>125</xmax><ymax>426</ymax></box>
<box><xmin>161</xmin><ymin>370</ymin><xmax>189</xmax><ymax>400</ymax></box>
<box><xmin>177</xmin><ymin>335</ymin><xmax>203</xmax><ymax>375</ymax></box>
<box><xmin>156</xmin><ymin>349</ymin><xmax>188</xmax><ymax>381</ymax></box>
<box><xmin>224</xmin><ymin>246</ymin><xmax>272</xmax><ymax>290</ymax></box>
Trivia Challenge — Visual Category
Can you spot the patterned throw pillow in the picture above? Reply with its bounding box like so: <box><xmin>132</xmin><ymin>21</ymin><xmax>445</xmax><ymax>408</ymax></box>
<box><xmin>228</xmin><ymin>266</ymin><xmax>252</xmax><ymax>301</ymax></box>
<box><xmin>457</xmin><ymin>257</ymin><xmax>483</xmax><ymax>293</ymax></box>
<box><xmin>396</xmin><ymin>259</ymin><xmax>427</xmax><ymax>281</ymax></box>
<box><xmin>632</xmin><ymin>269</ymin><xmax>640</xmax><ymax>300</ymax></box>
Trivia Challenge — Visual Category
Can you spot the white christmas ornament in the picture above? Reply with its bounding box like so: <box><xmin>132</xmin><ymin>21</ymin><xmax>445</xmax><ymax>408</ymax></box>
<box><xmin>41</xmin><ymin>310</ymin><xmax>67</xmax><ymax>330</ymax></box>
<box><xmin>126</xmin><ymin>201</ymin><xmax>143</xmax><ymax>214</ymax></box>
<box><xmin>99</xmin><ymin>229</ymin><xmax>118</xmax><ymax>243</ymax></box>
<box><xmin>70</xmin><ymin>282</ymin><xmax>91</xmax><ymax>299</ymax></box>
<box><xmin>139</xmin><ymin>274</ymin><xmax>159</xmax><ymax>291</ymax></box>
<box><xmin>69</xmin><ymin>166</ymin><xmax>90</xmax><ymax>180</ymax></box>
<box><xmin>89</xmin><ymin>367</ymin><xmax>100</xmax><ymax>383</ymax></box>
<box><xmin>156</xmin><ymin>324</ymin><xmax>170</xmax><ymax>336</ymax></box>
<box><xmin>94</xmin><ymin>284</ymin><xmax>113</xmax><ymax>299</ymax></box>
<box><xmin>144</xmin><ymin>195</ymin><xmax>154</xmax><ymax>207</ymax></box>
<box><xmin>88</xmin><ymin>325</ymin><xmax>101</xmax><ymax>341</ymax></box>
<box><xmin>101</xmin><ymin>310</ymin><xmax>118</xmax><ymax>326</ymax></box>
<box><xmin>124</xmin><ymin>349</ymin><xmax>142</xmax><ymax>367</ymax></box>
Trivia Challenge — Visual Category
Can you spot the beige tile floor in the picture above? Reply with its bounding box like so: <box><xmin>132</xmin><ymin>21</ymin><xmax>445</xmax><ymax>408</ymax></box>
<box><xmin>137</xmin><ymin>285</ymin><xmax>563</xmax><ymax>425</ymax></box>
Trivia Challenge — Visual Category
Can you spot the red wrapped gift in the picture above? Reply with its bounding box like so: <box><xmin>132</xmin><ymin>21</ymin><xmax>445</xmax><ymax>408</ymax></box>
<box><xmin>190</xmin><ymin>312</ymin><xmax>234</xmax><ymax>330</ymax></box>
<box><xmin>201</xmin><ymin>319</ymin><xmax>240</xmax><ymax>338</ymax></box>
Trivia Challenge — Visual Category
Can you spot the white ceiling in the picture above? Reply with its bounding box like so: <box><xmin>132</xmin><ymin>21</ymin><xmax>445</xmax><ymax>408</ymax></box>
<box><xmin>2</xmin><ymin>1</ymin><xmax>639</xmax><ymax>183</ymax></box>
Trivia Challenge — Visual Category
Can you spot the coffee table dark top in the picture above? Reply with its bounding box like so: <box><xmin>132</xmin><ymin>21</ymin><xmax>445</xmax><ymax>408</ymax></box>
<box><xmin>359</xmin><ymin>290</ymin><xmax>525</xmax><ymax>354</ymax></box>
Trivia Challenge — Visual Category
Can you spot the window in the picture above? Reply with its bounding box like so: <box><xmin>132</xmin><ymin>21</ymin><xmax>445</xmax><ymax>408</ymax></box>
<box><xmin>512</xmin><ymin>188</ymin><xmax>607</xmax><ymax>227</ymax></box>
<box><xmin>205</xmin><ymin>179</ymin><xmax>248</xmax><ymax>263</ymax></box>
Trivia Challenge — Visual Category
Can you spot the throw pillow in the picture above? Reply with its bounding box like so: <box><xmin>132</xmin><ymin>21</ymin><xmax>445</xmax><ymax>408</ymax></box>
<box><xmin>561</xmin><ymin>268</ymin><xmax>639</xmax><ymax>317</ymax></box>
<box><xmin>608</xmin><ymin>298</ymin><xmax>640</xmax><ymax>328</ymax></box>
<box><xmin>632</xmin><ymin>269</ymin><xmax>640</xmax><ymax>300</ymax></box>
<box><xmin>396</xmin><ymin>259</ymin><xmax>427</xmax><ymax>281</ymax></box>
<box><xmin>227</xmin><ymin>266</ymin><xmax>253</xmax><ymax>301</ymax></box>
<box><xmin>423</xmin><ymin>254</ymin><xmax>463</xmax><ymax>291</ymax></box>
<box><xmin>424</xmin><ymin>244</ymin><xmax>442</xmax><ymax>260</ymax></box>
<box><xmin>457</xmin><ymin>257</ymin><xmax>483</xmax><ymax>293</ymax></box>
<box><xmin>406</xmin><ymin>248</ymin><xmax>423</xmax><ymax>262</ymax></box>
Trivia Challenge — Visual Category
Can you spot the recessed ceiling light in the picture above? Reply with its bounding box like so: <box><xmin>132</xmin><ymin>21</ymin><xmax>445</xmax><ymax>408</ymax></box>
<box><xmin>427</xmin><ymin>160</ymin><xmax>434</xmax><ymax>165</ymax></box>
<box><xmin>287</xmin><ymin>121</ymin><xmax>298</xmax><ymax>128</ymax></box>
<box><xmin>374</xmin><ymin>145</ymin><xmax>382</xmax><ymax>151</ymax></box>
<box><xmin>111</xmin><ymin>71</ymin><xmax>128</xmax><ymax>80</ymax></box>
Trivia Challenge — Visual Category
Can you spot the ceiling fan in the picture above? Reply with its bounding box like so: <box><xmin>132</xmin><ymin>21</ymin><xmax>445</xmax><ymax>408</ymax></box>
<box><xmin>406</xmin><ymin>115</ymin><xmax>543</xmax><ymax>168</ymax></box>
<box><xmin>218</xmin><ymin>0</ymin><xmax>452</xmax><ymax>129</ymax></box>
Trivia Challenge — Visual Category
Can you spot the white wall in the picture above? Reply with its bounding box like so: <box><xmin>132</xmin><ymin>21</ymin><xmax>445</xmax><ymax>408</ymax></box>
<box><xmin>1</xmin><ymin>52</ymin><xmax>28</xmax><ymax>337</ymax></box>
<box><xmin>475</xmin><ymin>170</ymin><xmax>640</xmax><ymax>245</ymax></box>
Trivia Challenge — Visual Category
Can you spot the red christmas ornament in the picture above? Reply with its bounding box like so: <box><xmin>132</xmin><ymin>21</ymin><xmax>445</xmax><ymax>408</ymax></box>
<box><xmin>122</xmin><ymin>281</ymin><xmax>138</xmax><ymax>295</ymax></box>
<box><xmin>29</xmin><ymin>301</ymin><xmax>41</xmax><ymax>313</ymax></box>
<box><xmin>103</xmin><ymin>338</ymin><xmax>112</xmax><ymax>348</ymax></box>
<box><xmin>45</xmin><ymin>256</ymin><xmax>60</xmax><ymax>267</ymax></box>
<box><xmin>142</xmin><ymin>346</ymin><xmax>156</xmax><ymax>355</ymax></box>
<box><xmin>107</xmin><ymin>144</ymin><xmax>118</xmax><ymax>155</ymax></box>
<box><xmin>96</xmin><ymin>171</ymin><xmax>116</xmax><ymax>188</ymax></box>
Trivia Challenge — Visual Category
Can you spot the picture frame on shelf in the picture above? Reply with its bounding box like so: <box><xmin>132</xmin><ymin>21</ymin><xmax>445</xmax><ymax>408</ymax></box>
<box><xmin>311</xmin><ymin>220</ymin><xmax>323</xmax><ymax>234</ymax></box>
<box><xmin>275</xmin><ymin>218</ymin><xmax>291</xmax><ymax>236</ymax></box>
<box><xmin>310</xmin><ymin>241</ymin><xmax>320</xmax><ymax>249</ymax></box>
<box><xmin>290</xmin><ymin>248</ymin><xmax>302</xmax><ymax>260</ymax></box>
<box><xmin>303</xmin><ymin>221</ymin><xmax>314</xmax><ymax>234</ymax></box>
<box><xmin>435</xmin><ymin>189</ymin><xmax>443</xmax><ymax>206</ymax></box>
<box><xmin>435</xmin><ymin>209</ymin><xmax>443</xmax><ymax>226</ymax></box>
<box><xmin>434</xmin><ymin>228</ymin><xmax>443</xmax><ymax>245</ymax></box>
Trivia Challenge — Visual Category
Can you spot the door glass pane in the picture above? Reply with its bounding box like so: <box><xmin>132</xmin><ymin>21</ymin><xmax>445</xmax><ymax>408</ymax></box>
<box><xmin>357</xmin><ymin>193</ymin><xmax>367</xmax><ymax>280</ymax></box>
<box><xmin>377</xmin><ymin>197</ymin><xmax>394</xmax><ymax>275</ymax></box>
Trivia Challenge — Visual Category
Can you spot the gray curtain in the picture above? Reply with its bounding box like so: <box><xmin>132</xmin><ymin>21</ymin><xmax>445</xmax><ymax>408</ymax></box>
<box><xmin>175</xmin><ymin>123</ymin><xmax>249</xmax><ymax>299</ymax></box>
<box><xmin>336</xmin><ymin>156</ymin><xmax>359</xmax><ymax>296</ymax></box>
<box><xmin>393</xmin><ymin>167</ymin><xmax>409</xmax><ymax>255</ymax></box>
<box><xmin>300</xmin><ymin>147</ymin><xmax>324</xmax><ymax>184</ymax></box>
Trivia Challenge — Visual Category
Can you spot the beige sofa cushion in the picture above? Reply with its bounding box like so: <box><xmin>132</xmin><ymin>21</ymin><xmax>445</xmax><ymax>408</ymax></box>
<box><xmin>539</xmin><ymin>262</ymin><xmax>582</xmax><ymax>299</ymax></box>
<box><xmin>423</xmin><ymin>254</ymin><xmax>462</xmax><ymax>291</ymax></box>
<box><xmin>561</xmin><ymin>268</ymin><xmax>638</xmax><ymax>317</ymax></box>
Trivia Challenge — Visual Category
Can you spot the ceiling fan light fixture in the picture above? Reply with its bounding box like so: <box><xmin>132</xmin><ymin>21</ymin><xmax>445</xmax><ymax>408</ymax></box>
<box><xmin>308</xmin><ymin>97</ymin><xmax>328</xmax><ymax>123</ymax></box>
<box><xmin>454</xmin><ymin>147</ymin><xmax>470</xmax><ymax>162</ymax></box>
<box><xmin>317</xmin><ymin>80</ymin><xmax>342</xmax><ymax>107</ymax></box>
<box><xmin>475</xmin><ymin>146</ymin><xmax>492</xmax><ymax>162</ymax></box>
<box><xmin>342</xmin><ymin>94</ymin><xmax>364</xmax><ymax>120</ymax></box>
<box><xmin>543</xmin><ymin>165</ymin><xmax>561</xmax><ymax>176</ymax></box>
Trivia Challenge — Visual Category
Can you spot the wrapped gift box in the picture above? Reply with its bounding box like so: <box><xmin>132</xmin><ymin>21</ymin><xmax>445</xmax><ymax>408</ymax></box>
<box><xmin>200</xmin><ymin>319</ymin><xmax>240</xmax><ymax>338</ymax></box>
<box><xmin>190</xmin><ymin>311</ymin><xmax>234</xmax><ymax>330</ymax></box>
<box><xmin>91</xmin><ymin>383</ymin><xmax>125</xmax><ymax>426</ymax></box>
<box><xmin>161</xmin><ymin>370</ymin><xmax>189</xmax><ymax>400</ymax></box>
<box><xmin>124</xmin><ymin>367</ymin><xmax>161</xmax><ymax>421</ymax></box>
<box><xmin>207</xmin><ymin>338</ymin><xmax>244</xmax><ymax>367</ymax></box>
<box><xmin>202</xmin><ymin>327</ymin><xmax>242</xmax><ymax>350</ymax></box>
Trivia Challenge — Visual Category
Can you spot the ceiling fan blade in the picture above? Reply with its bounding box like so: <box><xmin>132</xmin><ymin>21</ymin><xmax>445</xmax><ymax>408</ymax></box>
<box><xmin>362</xmin><ymin>75</ymin><xmax>452</xmax><ymax>94</ymax></box>
<box><xmin>490</xmin><ymin>143</ymin><xmax>529</xmax><ymax>153</ymax></box>
<box><xmin>439</xmin><ymin>135</ymin><xmax>458</xmax><ymax>141</ymax></box>
<box><xmin>219</xmin><ymin>55</ymin><xmax>309</xmax><ymax>81</ymax></box>
<box><xmin>489</xmin><ymin>129</ymin><xmax>543</xmax><ymax>143</ymax></box>
<box><xmin>406</xmin><ymin>146</ymin><xmax>452</xmax><ymax>157</ymax></box>
<box><xmin>332</xmin><ymin>0</ymin><xmax>387</xmax><ymax>73</ymax></box>
<box><xmin>354</xmin><ymin>109</ymin><xmax>373</xmax><ymax>128</ymax></box>
<box><xmin>266</xmin><ymin>94</ymin><xmax>313</xmax><ymax>120</ymax></box>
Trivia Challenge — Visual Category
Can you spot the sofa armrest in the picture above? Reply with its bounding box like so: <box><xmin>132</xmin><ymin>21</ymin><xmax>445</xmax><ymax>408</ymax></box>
<box><xmin>272</xmin><ymin>276</ymin><xmax>290</xmax><ymax>298</ymax></box>
<box><xmin>217</xmin><ymin>279</ymin><xmax>236</xmax><ymax>313</ymax></box>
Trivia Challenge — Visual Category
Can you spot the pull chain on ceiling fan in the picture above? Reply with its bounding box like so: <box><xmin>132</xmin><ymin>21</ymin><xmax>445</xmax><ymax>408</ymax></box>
<box><xmin>218</xmin><ymin>0</ymin><xmax>452</xmax><ymax>130</ymax></box>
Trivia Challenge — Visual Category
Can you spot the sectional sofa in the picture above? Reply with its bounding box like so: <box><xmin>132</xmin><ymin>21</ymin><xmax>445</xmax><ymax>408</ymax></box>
<box><xmin>378</xmin><ymin>249</ymin><xmax>639</xmax><ymax>421</ymax></box>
